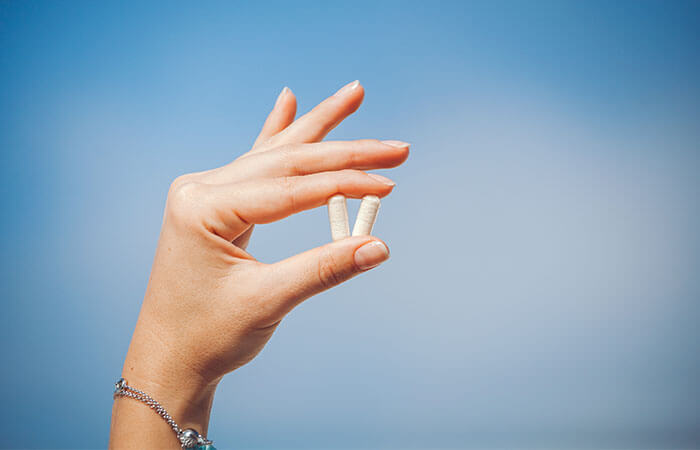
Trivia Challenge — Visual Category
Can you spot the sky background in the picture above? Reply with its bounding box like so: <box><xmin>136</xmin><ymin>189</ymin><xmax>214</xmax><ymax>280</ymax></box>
<box><xmin>1</xmin><ymin>1</ymin><xmax>699</xmax><ymax>448</ymax></box>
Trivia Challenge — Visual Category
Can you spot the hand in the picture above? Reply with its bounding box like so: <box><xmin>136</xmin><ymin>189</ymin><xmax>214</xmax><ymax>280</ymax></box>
<box><xmin>109</xmin><ymin>81</ymin><xmax>409</xmax><ymax>448</ymax></box>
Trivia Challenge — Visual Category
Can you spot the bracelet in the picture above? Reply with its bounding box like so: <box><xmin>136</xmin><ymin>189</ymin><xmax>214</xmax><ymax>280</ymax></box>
<box><xmin>114</xmin><ymin>377</ymin><xmax>216</xmax><ymax>449</ymax></box>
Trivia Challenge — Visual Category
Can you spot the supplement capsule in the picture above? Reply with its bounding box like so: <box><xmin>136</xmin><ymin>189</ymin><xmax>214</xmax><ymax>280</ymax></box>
<box><xmin>352</xmin><ymin>195</ymin><xmax>380</xmax><ymax>236</ymax></box>
<box><xmin>327</xmin><ymin>194</ymin><xmax>350</xmax><ymax>241</ymax></box>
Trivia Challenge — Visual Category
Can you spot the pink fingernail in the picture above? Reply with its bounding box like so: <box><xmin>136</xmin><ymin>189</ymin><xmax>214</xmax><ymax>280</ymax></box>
<box><xmin>381</xmin><ymin>140</ymin><xmax>410</xmax><ymax>148</ymax></box>
<box><xmin>333</xmin><ymin>80</ymin><xmax>360</xmax><ymax>97</ymax></box>
<box><xmin>368</xmin><ymin>173</ymin><xmax>396</xmax><ymax>186</ymax></box>
<box><xmin>354</xmin><ymin>241</ymin><xmax>390</xmax><ymax>270</ymax></box>
<box><xmin>275</xmin><ymin>86</ymin><xmax>290</xmax><ymax>107</ymax></box>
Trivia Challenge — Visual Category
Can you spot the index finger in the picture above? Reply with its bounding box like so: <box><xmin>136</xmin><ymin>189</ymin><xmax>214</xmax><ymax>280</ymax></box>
<box><xmin>191</xmin><ymin>170</ymin><xmax>395</xmax><ymax>242</ymax></box>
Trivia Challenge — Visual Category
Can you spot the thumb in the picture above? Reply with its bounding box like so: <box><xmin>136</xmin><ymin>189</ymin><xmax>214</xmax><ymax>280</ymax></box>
<box><xmin>264</xmin><ymin>236</ymin><xmax>390</xmax><ymax>315</ymax></box>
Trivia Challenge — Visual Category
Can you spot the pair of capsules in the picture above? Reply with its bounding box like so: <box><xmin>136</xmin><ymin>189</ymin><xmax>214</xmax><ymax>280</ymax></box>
<box><xmin>327</xmin><ymin>194</ymin><xmax>380</xmax><ymax>241</ymax></box>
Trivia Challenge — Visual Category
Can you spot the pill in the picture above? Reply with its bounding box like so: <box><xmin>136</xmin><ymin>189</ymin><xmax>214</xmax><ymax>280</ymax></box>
<box><xmin>351</xmin><ymin>195</ymin><xmax>381</xmax><ymax>236</ymax></box>
<box><xmin>327</xmin><ymin>194</ymin><xmax>350</xmax><ymax>241</ymax></box>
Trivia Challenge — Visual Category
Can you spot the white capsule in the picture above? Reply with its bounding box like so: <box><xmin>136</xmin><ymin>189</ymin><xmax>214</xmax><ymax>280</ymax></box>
<box><xmin>352</xmin><ymin>195</ymin><xmax>381</xmax><ymax>236</ymax></box>
<box><xmin>327</xmin><ymin>194</ymin><xmax>350</xmax><ymax>241</ymax></box>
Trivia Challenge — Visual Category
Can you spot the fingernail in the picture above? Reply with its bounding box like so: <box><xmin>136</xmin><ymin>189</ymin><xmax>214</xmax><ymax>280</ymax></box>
<box><xmin>381</xmin><ymin>140</ymin><xmax>410</xmax><ymax>148</ymax></box>
<box><xmin>274</xmin><ymin>86</ymin><xmax>290</xmax><ymax>107</ymax></box>
<box><xmin>333</xmin><ymin>80</ymin><xmax>360</xmax><ymax>97</ymax></box>
<box><xmin>368</xmin><ymin>173</ymin><xmax>396</xmax><ymax>186</ymax></box>
<box><xmin>354</xmin><ymin>240</ymin><xmax>390</xmax><ymax>270</ymax></box>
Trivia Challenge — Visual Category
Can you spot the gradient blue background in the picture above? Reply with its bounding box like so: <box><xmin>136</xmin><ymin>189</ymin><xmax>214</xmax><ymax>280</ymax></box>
<box><xmin>1</xmin><ymin>1</ymin><xmax>699</xmax><ymax>448</ymax></box>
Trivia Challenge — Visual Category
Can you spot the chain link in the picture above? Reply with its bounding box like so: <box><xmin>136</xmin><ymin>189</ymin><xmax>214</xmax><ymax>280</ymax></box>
<box><xmin>113</xmin><ymin>378</ymin><xmax>213</xmax><ymax>448</ymax></box>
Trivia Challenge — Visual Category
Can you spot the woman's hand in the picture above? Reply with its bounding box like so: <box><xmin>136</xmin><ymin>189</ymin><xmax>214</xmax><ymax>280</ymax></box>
<box><xmin>109</xmin><ymin>81</ymin><xmax>409</xmax><ymax>448</ymax></box>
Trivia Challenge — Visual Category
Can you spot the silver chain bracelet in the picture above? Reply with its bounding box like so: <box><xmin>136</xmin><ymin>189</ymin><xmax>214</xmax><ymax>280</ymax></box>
<box><xmin>114</xmin><ymin>377</ymin><xmax>215</xmax><ymax>449</ymax></box>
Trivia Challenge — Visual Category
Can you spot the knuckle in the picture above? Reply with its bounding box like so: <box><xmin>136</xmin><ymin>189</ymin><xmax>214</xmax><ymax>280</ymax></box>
<box><xmin>359</xmin><ymin>138</ymin><xmax>380</xmax><ymax>147</ymax></box>
<box><xmin>309</xmin><ymin>103</ymin><xmax>336</xmax><ymax>127</ymax></box>
<box><xmin>316</xmin><ymin>249</ymin><xmax>345</xmax><ymax>290</ymax></box>
<box><xmin>166</xmin><ymin>180</ymin><xmax>205</xmax><ymax>225</ymax></box>
<box><xmin>338</xmin><ymin>168</ymin><xmax>362</xmax><ymax>179</ymax></box>
<box><xmin>275</xmin><ymin>175</ymin><xmax>295</xmax><ymax>192</ymax></box>
<box><xmin>274</xmin><ymin>176</ymin><xmax>298</xmax><ymax>211</ymax></box>
<box><xmin>343</xmin><ymin>146</ymin><xmax>361</xmax><ymax>167</ymax></box>
<box><xmin>342</xmin><ymin>140</ymin><xmax>376</xmax><ymax>166</ymax></box>
<box><xmin>277</xmin><ymin>145</ymin><xmax>304</xmax><ymax>175</ymax></box>
<box><xmin>169</xmin><ymin>174</ymin><xmax>190</xmax><ymax>193</ymax></box>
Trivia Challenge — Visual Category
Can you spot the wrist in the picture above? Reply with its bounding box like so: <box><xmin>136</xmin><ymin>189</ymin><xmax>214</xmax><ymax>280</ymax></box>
<box><xmin>113</xmin><ymin>377</ymin><xmax>216</xmax><ymax>449</ymax></box>
<box><xmin>110</xmin><ymin>292</ymin><xmax>220</xmax><ymax>449</ymax></box>
<box><xmin>121</xmin><ymin>320</ymin><xmax>219</xmax><ymax>432</ymax></box>
<box><xmin>113</xmin><ymin>314</ymin><xmax>219</xmax><ymax>450</ymax></box>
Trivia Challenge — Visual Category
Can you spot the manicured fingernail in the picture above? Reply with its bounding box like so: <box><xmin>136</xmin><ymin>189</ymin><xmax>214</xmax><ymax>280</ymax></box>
<box><xmin>275</xmin><ymin>86</ymin><xmax>290</xmax><ymax>107</ymax></box>
<box><xmin>381</xmin><ymin>140</ymin><xmax>410</xmax><ymax>148</ymax></box>
<box><xmin>354</xmin><ymin>240</ymin><xmax>390</xmax><ymax>270</ymax></box>
<box><xmin>333</xmin><ymin>80</ymin><xmax>360</xmax><ymax>97</ymax></box>
<box><xmin>368</xmin><ymin>173</ymin><xmax>396</xmax><ymax>186</ymax></box>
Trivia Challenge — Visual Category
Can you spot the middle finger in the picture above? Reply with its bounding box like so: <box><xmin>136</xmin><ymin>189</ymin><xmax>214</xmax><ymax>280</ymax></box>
<box><xmin>206</xmin><ymin>139</ymin><xmax>409</xmax><ymax>184</ymax></box>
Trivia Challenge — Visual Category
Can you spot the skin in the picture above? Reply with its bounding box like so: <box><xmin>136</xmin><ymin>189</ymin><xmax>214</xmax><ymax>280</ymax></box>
<box><xmin>109</xmin><ymin>80</ymin><xmax>409</xmax><ymax>448</ymax></box>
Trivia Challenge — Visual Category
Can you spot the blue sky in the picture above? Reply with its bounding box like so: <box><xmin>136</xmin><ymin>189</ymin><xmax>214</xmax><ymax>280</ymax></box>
<box><xmin>1</xmin><ymin>1</ymin><xmax>699</xmax><ymax>448</ymax></box>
